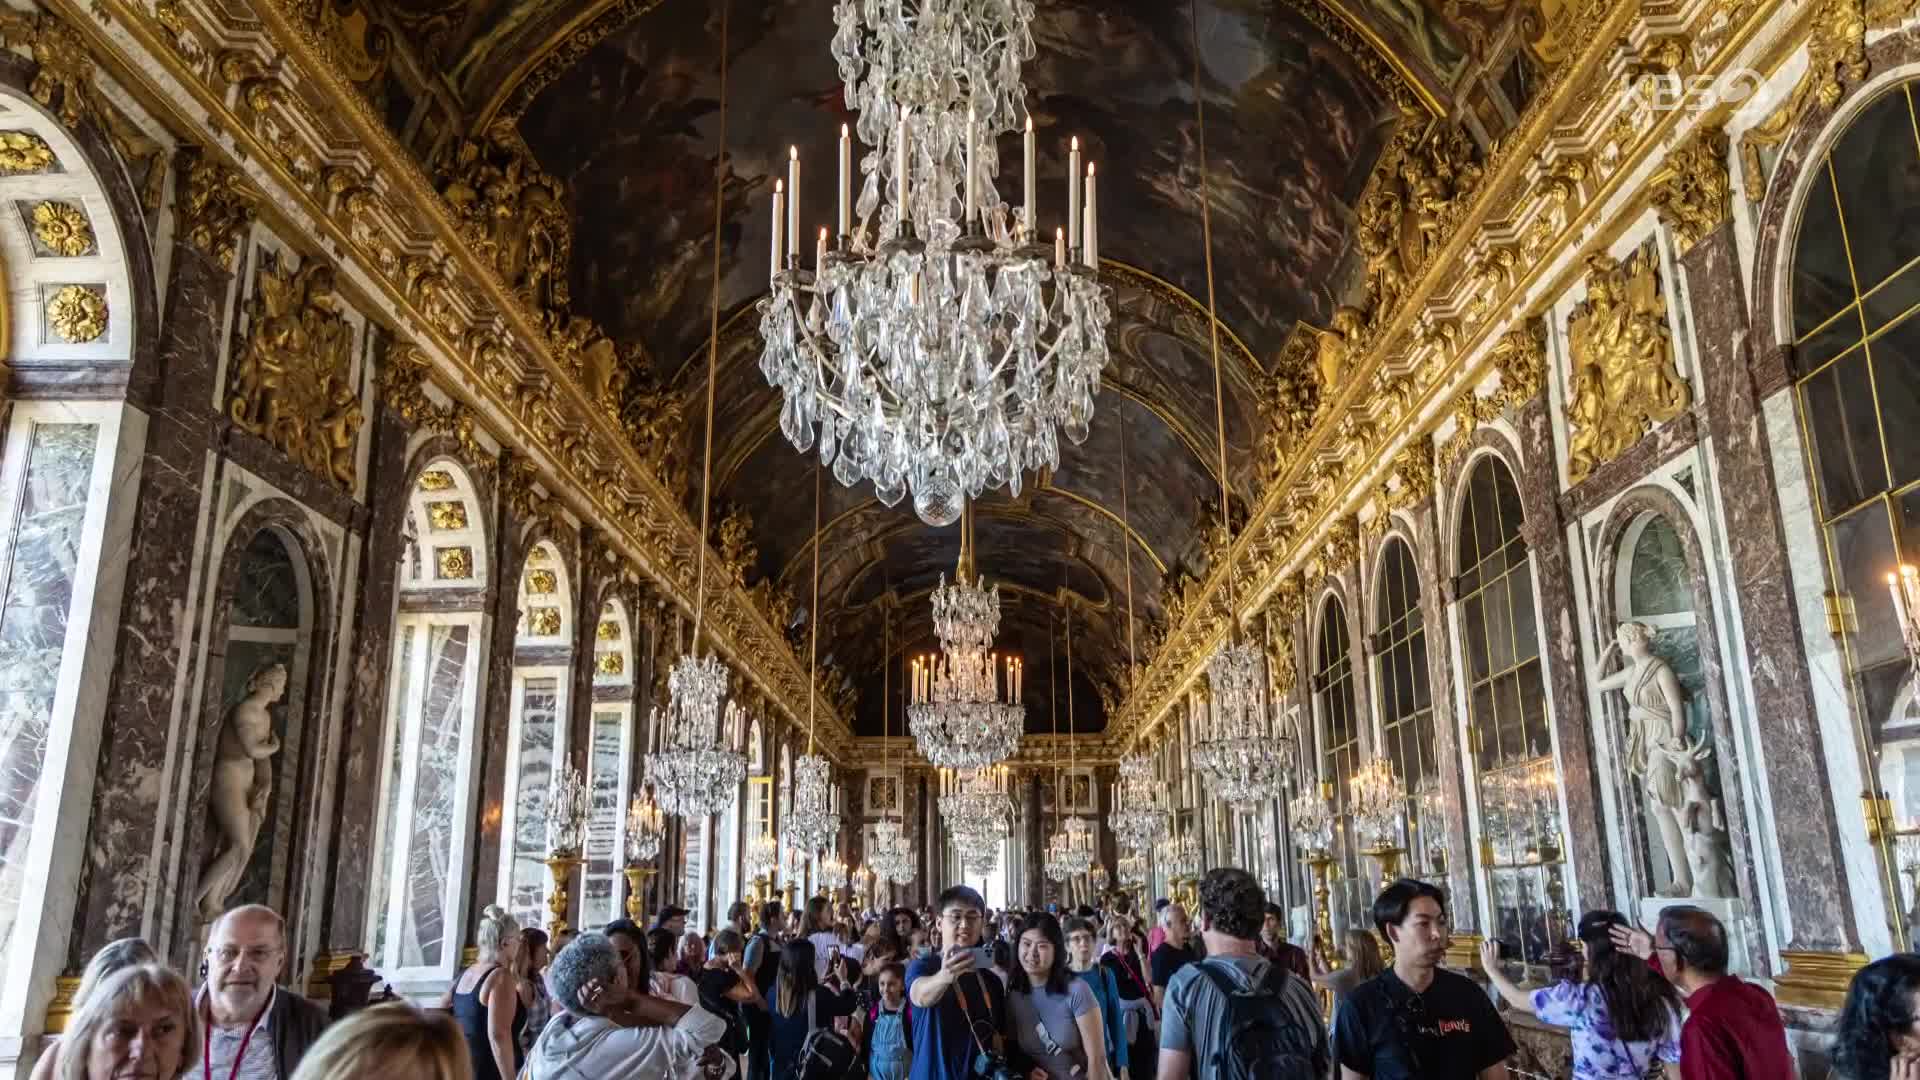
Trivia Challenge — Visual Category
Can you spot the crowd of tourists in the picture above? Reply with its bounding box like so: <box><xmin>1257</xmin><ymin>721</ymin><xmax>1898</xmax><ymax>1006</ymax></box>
<box><xmin>34</xmin><ymin>873</ymin><xmax>1920</xmax><ymax>1079</ymax></box>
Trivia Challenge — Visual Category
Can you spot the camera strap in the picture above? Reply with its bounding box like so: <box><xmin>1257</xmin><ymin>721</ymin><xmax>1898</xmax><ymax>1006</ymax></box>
<box><xmin>954</xmin><ymin>970</ymin><xmax>1001</xmax><ymax>1063</ymax></box>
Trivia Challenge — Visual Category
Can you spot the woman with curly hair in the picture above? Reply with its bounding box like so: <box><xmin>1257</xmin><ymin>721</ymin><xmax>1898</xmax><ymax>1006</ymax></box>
<box><xmin>1832</xmin><ymin>954</ymin><xmax>1920</xmax><ymax>1080</ymax></box>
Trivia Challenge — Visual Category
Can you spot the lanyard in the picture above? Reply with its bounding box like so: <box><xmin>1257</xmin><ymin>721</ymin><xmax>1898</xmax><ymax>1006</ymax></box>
<box><xmin>204</xmin><ymin>994</ymin><xmax>272</xmax><ymax>1080</ymax></box>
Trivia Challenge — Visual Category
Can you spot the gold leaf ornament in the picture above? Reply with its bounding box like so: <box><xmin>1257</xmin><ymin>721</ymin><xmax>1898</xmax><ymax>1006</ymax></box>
<box><xmin>31</xmin><ymin>200</ymin><xmax>92</xmax><ymax>256</ymax></box>
<box><xmin>47</xmin><ymin>284</ymin><xmax>106</xmax><ymax>342</ymax></box>
<box><xmin>0</xmin><ymin>131</ymin><xmax>54</xmax><ymax>174</ymax></box>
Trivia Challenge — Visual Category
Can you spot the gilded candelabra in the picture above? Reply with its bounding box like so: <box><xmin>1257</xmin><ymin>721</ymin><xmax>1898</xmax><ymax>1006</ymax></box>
<box><xmin>1351</xmin><ymin>759</ymin><xmax>1408</xmax><ymax>889</ymax></box>
<box><xmin>1290</xmin><ymin>785</ymin><xmax>1337</xmax><ymax>971</ymax></box>
<box><xmin>622</xmin><ymin>866</ymin><xmax>656</xmax><ymax>924</ymax></box>
<box><xmin>1305</xmin><ymin>851</ymin><xmax>1337</xmax><ymax>971</ymax></box>
<box><xmin>622</xmin><ymin>788</ymin><xmax>664</xmax><ymax>927</ymax></box>
<box><xmin>544</xmin><ymin>762</ymin><xmax>591</xmax><ymax>936</ymax></box>
<box><xmin>545</xmin><ymin>853</ymin><xmax>585</xmax><ymax>936</ymax></box>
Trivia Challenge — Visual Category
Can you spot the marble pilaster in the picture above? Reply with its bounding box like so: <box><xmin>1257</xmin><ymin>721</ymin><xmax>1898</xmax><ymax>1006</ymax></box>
<box><xmin>1515</xmin><ymin>396</ymin><xmax>1611</xmax><ymax>912</ymax></box>
<box><xmin>70</xmin><ymin>235</ymin><xmax>231</xmax><ymax>965</ymax></box>
<box><xmin>1683</xmin><ymin>220</ymin><xmax>1856</xmax><ymax>951</ymax></box>
<box><xmin>1414</xmin><ymin>501</ymin><xmax>1477</xmax><ymax>929</ymax></box>
<box><xmin>462</xmin><ymin>484</ymin><xmax>530</xmax><ymax>946</ymax></box>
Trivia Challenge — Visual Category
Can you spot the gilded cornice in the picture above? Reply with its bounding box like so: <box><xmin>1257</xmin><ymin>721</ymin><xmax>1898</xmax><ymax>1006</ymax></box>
<box><xmin>40</xmin><ymin>0</ymin><xmax>852</xmax><ymax>760</ymax></box>
<box><xmin>1117</xmin><ymin>0</ymin><xmax>1810</xmax><ymax>749</ymax></box>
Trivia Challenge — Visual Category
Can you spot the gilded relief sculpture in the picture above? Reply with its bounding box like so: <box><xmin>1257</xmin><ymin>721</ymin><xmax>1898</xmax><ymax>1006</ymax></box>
<box><xmin>195</xmin><ymin>663</ymin><xmax>287</xmax><ymax>922</ymax></box>
<box><xmin>1565</xmin><ymin>249</ymin><xmax>1690</xmax><ymax>484</ymax></box>
<box><xmin>228</xmin><ymin>260</ymin><xmax>365</xmax><ymax>489</ymax></box>
<box><xmin>437</xmin><ymin>119</ymin><xmax>573</xmax><ymax>316</ymax></box>
<box><xmin>1596</xmin><ymin>622</ymin><xmax>1735</xmax><ymax>899</ymax></box>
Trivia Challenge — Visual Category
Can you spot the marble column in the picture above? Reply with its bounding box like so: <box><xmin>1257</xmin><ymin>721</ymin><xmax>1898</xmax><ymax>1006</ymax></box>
<box><xmin>1025</xmin><ymin>773</ymin><xmax>1044</xmax><ymax>907</ymax></box>
<box><xmin>1415</xmin><ymin>501</ymin><xmax>1478</xmax><ymax>930</ymax></box>
<box><xmin>1682</xmin><ymin>220</ymin><xmax>1857</xmax><ymax>952</ymax></box>
<box><xmin>70</xmin><ymin>233</ymin><xmax>235</xmax><ymax>965</ymax></box>
<box><xmin>1514</xmin><ymin>396</ymin><xmax>1611</xmax><ymax>912</ymax></box>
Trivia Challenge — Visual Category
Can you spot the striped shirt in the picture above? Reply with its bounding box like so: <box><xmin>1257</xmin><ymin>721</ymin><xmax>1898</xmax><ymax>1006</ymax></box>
<box><xmin>1159</xmin><ymin>952</ymin><xmax>1329</xmax><ymax>1080</ymax></box>
<box><xmin>203</xmin><ymin>988</ymin><xmax>280</xmax><ymax>1080</ymax></box>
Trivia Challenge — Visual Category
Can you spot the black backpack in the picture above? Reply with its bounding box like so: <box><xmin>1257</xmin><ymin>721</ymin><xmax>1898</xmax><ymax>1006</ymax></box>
<box><xmin>789</xmin><ymin>990</ymin><xmax>860</xmax><ymax>1080</ymax></box>
<box><xmin>1191</xmin><ymin>958</ymin><xmax>1321</xmax><ymax>1080</ymax></box>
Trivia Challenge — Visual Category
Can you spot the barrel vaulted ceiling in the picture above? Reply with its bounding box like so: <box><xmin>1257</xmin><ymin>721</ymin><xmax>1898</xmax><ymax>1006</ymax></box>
<box><xmin>370</xmin><ymin>0</ymin><xmax>1522</xmax><ymax>735</ymax></box>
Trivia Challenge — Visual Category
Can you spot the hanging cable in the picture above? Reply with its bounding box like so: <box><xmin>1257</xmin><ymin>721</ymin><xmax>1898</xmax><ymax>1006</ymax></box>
<box><xmin>692</xmin><ymin>0</ymin><xmax>732</xmax><ymax>646</ymax></box>
<box><xmin>1187</xmin><ymin>0</ymin><xmax>1237</xmax><ymax>629</ymax></box>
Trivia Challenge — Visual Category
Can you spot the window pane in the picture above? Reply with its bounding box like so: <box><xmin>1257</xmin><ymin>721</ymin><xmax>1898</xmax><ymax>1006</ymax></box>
<box><xmin>400</xmin><ymin>623</ymin><xmax>473</xmax><ymax>969</ymax></box>
<box><xmin>0</xmin><ymin>424</ymin><xmax>95</xmax><ymax>973</ymax></box>
<box><xmin>1871</xmin><ymin>321</ymin><xmax>1920</xmax><ymax>491</ymax></box>
<box><xmin>507</xmin><ymin>678</ymin><xmax>559</xmax><ymax>928</ymax></box>
<box><xmin>1792</xmin><ymin>171</ymin><xmax>1855</xmax><ymax>341</ymax></box>
<box><xmin>1832</xmin><ymin>502</ymin><xmax>1904</xmax><ymax>669</ymax></box>
<box><xmin>1802</xmin><ymin>347</ymin><xmax>1888</xmax><ymax>512</ymax></box>
<box><xmin>1484</xmin><ymin>576</ymin><xmax>1516</xmax><ymax>673</ymax></box>
<box><xmin>582</xmin><ymin>711</ymin><xmax>625</xmax><ymax>928</ymax></box>
<box><xmin>1831</xmin><ymin>87</ymin><xmax>1920</xmax><ymax>292</ymax></box>
<box><xmin>370</xmin><ymin>625</ymin><xmax>414</xmax><ymax>964</ymax></box>
<box><xmin>1463</xmin><ymin>592</ymin><xmax>1490</xmax><ymax>679</ymax></box>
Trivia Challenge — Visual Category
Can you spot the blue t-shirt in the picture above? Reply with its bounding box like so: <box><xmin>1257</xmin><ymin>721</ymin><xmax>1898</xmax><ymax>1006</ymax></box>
<box><xmin>905</xmin><ymin>952</ymin><xmax>1005</xmax><ymax>1080</ymax></box>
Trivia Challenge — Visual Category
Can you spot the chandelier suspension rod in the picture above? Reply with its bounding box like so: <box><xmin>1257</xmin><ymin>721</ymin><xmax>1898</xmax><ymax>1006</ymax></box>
<box><xmin>692</xmin><ymin>0</ymin><xmax>732</xmax><ymax>648</ymax></box>
<box><xmin>1188</xmin><ymin>0</ymin><xmax>1237</xmax><ymax>632</ymax></box>
<box><xmin>807</xmin><ymin>459</ymin><xmax>822</xmax><ymax>756</ymax></box>
<box><xmin>1121</xmin><ymin>412</ymin><xmax>1135</xmax><ymax>671</ymax></box>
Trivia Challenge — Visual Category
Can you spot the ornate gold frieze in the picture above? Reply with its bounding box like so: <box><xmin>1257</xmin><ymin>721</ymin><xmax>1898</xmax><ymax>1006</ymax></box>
<box><xmin>1738</xmin><ymin>0</ymin><xmax>1873</xmax><ymax>200</ymax></box>
<box><xmin>1314</xmin><ymin>516</ymin><xmax>1360</xmax><ymax>582</ymax></box>
<box><xmin>426</xmin><ymin>500</ymin><xmax>467</xmax><ymax>531</ymax></box>
<box><xmin>716</xmin><ymin>504</ymin><xmax>757</xmax><ymax>586</ymax></box>
<box><xmin>0</xmin><ymin>131</ymin><xmax>54</xmax><ymax>174</ymax></box>
<box><xmin>30</xmin><ymin>200</ymin><xmax>91</xmax><ymax>256</ymax></box>
<box><xmin>436</xmin><ymin>120</ymin><xmax>571</xmax><ymax>317</ymax></box>
<box><xmin>527</xmin><ymin>568</ymin><xmax>558</xmax><ymax>595</ymax></box>
<box><xmin>1312</xmin><ymin>307</ymin><xmax>1368</xmax><ymax>400</ymax></box>
<box><xmin>1565</xmin><ymin>248</ymin><xmax>1690</xmax><ymax>484</ymax></box>
<box><xmin>437</xmin><ymin>546</ymin><xmax>472</xmax><ymax>580</ymax></box>
<box><xmin>178</xmin><ymin>149</ymin><xmax>258</xmax><ymax>271</ymax></box>
<box><xmin>47</xmin><ymin>284</ymin><xmax>105</xmax><ymax>342</ymax></box>
<box><xmin>229</xmin><ymin>260</ymin><xmax>364</xmax><ymax>489</ymax></box>
<box><xmin>1649</xmin><ymin>128</ymin><xmax>1732</xmax><ymax>254</ymax></box>
<box><xmin>1258</xmin><ymin>325</ymin><xmax>1322</xmax><ymax>486</ymax></box>
<box><xmin>596</xmin><ymin>650</ymin><xmax>625</xmax><ymax>676</ymax></box>
<box><xmin>527</xmin><ymin>606</ymin><xmax>562</xmax><ymax>635</ymax></box>
<box><xmin>1355</xmin><ymin>122</ymin><xmax>1484</xmax><ymax>326</ymax></box>
<box><xmin>1490</xmin><ymin>320</ymin><xmax>1549</xmax><ymax>409</ymax></box>
<box><xmin>377</xmin><ymin>345</ymin><xmax>491</xmax><ymax>475</ymax></box>
<box><xmin>0</xmin><ymin>13</ymin><xmax>96</xmax><ymax>127</ymax></box>
<box><xmin>417</xmin><ymin>469</ymin><xmax>454</xmax><ymax>492</ymax></box>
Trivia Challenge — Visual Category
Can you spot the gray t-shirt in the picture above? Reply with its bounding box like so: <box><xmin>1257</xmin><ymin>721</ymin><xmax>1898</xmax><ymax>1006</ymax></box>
<box><xmin>1160</xmin><ymin>953</ymin><xmax>1329</xmax><ymax>1079</ymax></box>
<box><xmin>1008</xmin><ymin>976</ymin><xmax>1097</xmax><ymax>1079</ymax></box>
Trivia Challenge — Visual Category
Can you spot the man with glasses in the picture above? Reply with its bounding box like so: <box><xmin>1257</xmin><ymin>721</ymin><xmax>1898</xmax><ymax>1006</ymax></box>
<box><xmin>906</xmin><ymin>885</ymin><xmax>1006</xmax><ymax>1080</ymax></box>
<box><xmin>198</xmin><ymin>904</ymin><xmax>330</xmax><ymax>1079</ymax></box>
<box><xmin>1613</xmin><ymin>905</ymin><xmax>1792</xmax><ymax>1080</ymax></box>
<box><xmin>1334</xmin><ymin>879</ymin><xmax>1513</xmax><ymax>1080</ymax></box>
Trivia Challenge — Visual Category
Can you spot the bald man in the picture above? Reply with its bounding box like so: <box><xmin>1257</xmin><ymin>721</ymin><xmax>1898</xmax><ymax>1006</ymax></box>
<box><xmin>198</xmin><ymin>905</ymin><xmax>329</xmax><ymax>1079</ymax></box>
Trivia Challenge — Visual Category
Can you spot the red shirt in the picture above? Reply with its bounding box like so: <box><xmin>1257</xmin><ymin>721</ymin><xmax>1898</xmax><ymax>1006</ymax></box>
<box><xmin>1678</xmin><ymin>975</ymin><xmax>1793</xmax><ymax>1080</ymax></box>
<box><xmin>1256</xmin><ymin>938</ymin><xmax>1312</xmax><ymax>980</ymax></box>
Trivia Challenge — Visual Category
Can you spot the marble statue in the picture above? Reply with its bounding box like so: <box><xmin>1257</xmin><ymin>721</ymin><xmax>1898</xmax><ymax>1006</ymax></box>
<box><xmin>1596</xmin><ymin>622</ymin><xmax>1734</xmax><ymax>899</ymax></box>
<box><xmin>195</xmin><ymin>663</ymin><xmax>287</xmax><ymax>922</ymax></box>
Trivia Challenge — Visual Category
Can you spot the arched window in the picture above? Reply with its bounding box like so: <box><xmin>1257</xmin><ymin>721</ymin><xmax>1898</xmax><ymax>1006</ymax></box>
<box><xmin>1788</xmin><ymin>79</ymin><xmax>1920</xmax><ymax>944</ymax></box>
<box><xmin>1374</xmin><ymin>537</ymin><xmax>1440</xmax><ymax>878</ymax></box>
<box><xmin>581</xmin><ymin>598</ymin><xmax>635</xmax><ymax>929</ymax></box>
<box><xmin>370</xmin><ymin>461</ymin><xmax>489</xmax><ymax>984</ymax></box>
<box><xmin>1454</xmin><ymin>454</ymin><xmax>1555</xmax><ymax>968</ymax></box>
<box><xmin>746</xmin><ymin>719</ymin><xmax>771</xmax><ymax>865</ymax></box>
<box><xmin>499</xmin><ymin>541</ymin><xmax>574</xmax><ymax>930</ymax></box>
<box><xmin>1313</xmin><ymin>595</ymin><xmax>1364</xmax><ymax>935</ymax></box>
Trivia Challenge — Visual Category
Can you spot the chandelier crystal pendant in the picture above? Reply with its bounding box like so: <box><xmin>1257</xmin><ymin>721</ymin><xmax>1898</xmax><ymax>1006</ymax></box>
<box><xmin>961</xmin><ymin>843</ymin><xmax>1000</xmax><ymax>878</ymax></box>
<box><xmin>819</xmin><ymin>852</ymin><xmax>852</xmax><ymax>892</ymax></box>
<box><xmin>646</xmin><ymin>656</ymin><xmax>749</xmax><ymax>819</ymax></box>
<box><xmin>909</xmin><ymin>507</ymin><xmax>1024</xmax><ymax>768</ymax></box>
<box><xmin>1192</xmin><ymin>640</ymin><xmax>1293</xmax><ymax>811</ymax></box>
<box><xmin>758</xmin><ymin>0</ymin><xmax>1111</xmax><ymax>526</ymax></box>
<box><xmin>787</xmin><ymin>753</ymin><xmax>842</xmax><ymax>855</ymax></box>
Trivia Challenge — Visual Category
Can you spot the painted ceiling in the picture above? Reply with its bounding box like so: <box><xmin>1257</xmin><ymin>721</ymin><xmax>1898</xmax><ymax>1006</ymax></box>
<box><xmin>425</xmin><ymin>0</ymin><xmax>1501</xmax><ymax>735</ymax></box>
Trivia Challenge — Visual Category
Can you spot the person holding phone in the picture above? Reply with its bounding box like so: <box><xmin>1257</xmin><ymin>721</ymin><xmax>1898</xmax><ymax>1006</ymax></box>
<box><xmin>907</xmin><ymin>885</ymin><xmax>1007</xmax><ymax>1080</ymax></box>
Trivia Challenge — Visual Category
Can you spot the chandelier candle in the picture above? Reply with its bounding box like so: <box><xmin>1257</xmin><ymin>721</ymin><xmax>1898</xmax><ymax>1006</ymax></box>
<box><xmin>1068</xmin><ymin>137</ymin><xmax>1081</xmax><ymax>257</ymax></box>
<box><xmin>787</xmin><ymin>146</ymin><xmax>800</xmax><ymax>258</ymax></box>
<box><xmin>838</xmin><ymin>124</ymin><xmax>851</xmax><ymax>239</ymax></box>
<box><xmin>1023</xmin><ymin>117</ymin><xmax>1036</xmax><ymax>239</ymax></box>
<box><xmin>1084</xmin><ymin>164</ymin><xmax>1097</xmax><ymax>267</ymax></box>
<box><xmin>769</xmin><ymin>180</ymin><xmax>783</xmax><ymax>283</ymax></box>
<box><xmin>965</xmin><ymin>108</ymin><xmax>978</xmax><ymax>226</ymax></box>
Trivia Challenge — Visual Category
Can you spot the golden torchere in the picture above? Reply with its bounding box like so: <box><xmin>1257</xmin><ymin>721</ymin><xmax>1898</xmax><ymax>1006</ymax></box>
<box><xmin>1363</xmin><ymin>844</ymin><xmax>1405</xmax><ymax>889</ymax></box>
<box><xmin>623</xmin><ymin>865</ymin><xmax>655</xmax><ymax>925</ymax></box>
<box><xmin>1305</xmin><ymin>851</ymin><xmax>1336</xmax><ymax>972</ymax></box>
<box><xmin>545</xmin><ymin>853</ymin><xmax>584</xmax><ymax>936</ymax></box>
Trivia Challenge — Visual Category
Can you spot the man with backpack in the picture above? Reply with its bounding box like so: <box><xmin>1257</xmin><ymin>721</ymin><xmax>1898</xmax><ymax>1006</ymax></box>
<box><xmin>744</xmin><ymin>900</ymin><xmax>787</xmax><ymax>1080</ymax></box>
<box><xmin>1157</xmin><ymin>867</ymin><xmax>1328</xmax><ymax>1080</ymax></box>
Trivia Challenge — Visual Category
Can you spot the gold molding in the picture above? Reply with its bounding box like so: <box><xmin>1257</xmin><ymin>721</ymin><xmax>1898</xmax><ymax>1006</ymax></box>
<box><xmin>46</xmin><ymin>283</ymin><xmax>104</xmax><ymax>342</ymax></box>
<box><xmin>30</xmin><ymin>199</ymin><xmax>93</xmax><ymax>256</ymax></box>
<box><xmin>1774</xmin><ymin>949</ymin><xmax>1870</xmax><ymax>1010</ymax></box>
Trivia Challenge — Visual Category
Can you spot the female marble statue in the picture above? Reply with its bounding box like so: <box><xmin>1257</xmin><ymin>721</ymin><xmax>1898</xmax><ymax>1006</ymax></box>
<box><xmin>1595</xmin><ymin>622</ymin><xmax>1730</xmax><ymax>898</ymax></box>
<box><xmin>194</xmin><ymin>663</ymin><xmax>287</xmax><ymax>922</ymax></box>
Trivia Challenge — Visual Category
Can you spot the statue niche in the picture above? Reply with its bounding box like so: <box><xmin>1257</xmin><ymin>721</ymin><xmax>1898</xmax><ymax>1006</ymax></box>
<box><xmin>228</xmin><ymin>260</ymin><xmax>364</xmax><ymax>489</ymax></box>
<box><xmin>1595</xmin><ymin>621</ymin><xmax>1735</xmax><ymax>899</ymax></box>
<box><xmin>196</xmin><ymin>662</ymin><xmax>288</xmax><ymax>922</ymax></box>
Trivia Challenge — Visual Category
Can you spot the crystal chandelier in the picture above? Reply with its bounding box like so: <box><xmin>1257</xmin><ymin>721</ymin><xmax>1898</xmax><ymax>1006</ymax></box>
<box><xmin>819</xmin><ymin>852</ymin><xmax>851</xmax><ymax>892</ymax></box>
<box><xmin>961</xmin><ymin>843</ymin><xmax>1000</xmax><ymax>878</ymax></box>
<box><xmin>1089</xmin><ymin>862</ymin><xmax>1108</xmax><ymax>892</ymax></box>
<box><xmin>909</xmin><ymin>508</ymin><xmax>1024</xmax><ymax>768</ymax></box>
<box><xmin>1193</xmin><ymin>641</ymin><xmax>1292</xmax><ymax>810</ymax></box>
<box><xmin>1156</xmin><ymin>830</ymin><xmax>1201</xmax><ymax>880</ymax></box>
<box><xmin>758</xmin><ymin>0</ymin><xmax>1111</xmax><ymax>526</ymax></box>
<box><xmin>1350</xmin><ymin>759</ymin><xmax>1408</xmax><ymax>851</ymax></box>
<box><xmin>1109</xmin><ymin>753</ymin><xmax>1169</xmax><ymax>851</ymax></box>
<box><xmin>939</xmin><ymin>764</ymin><xmax>1015</xmax><ymax>848</ymax></box>
<box><xmin>1289</xmin><ymin>785</ymin><xmax>1335</xmax><ymax>856</ymax></box>
<box><xmin>1044</xmin><ymin>596</ymin><xmax>1094</xmax><ymax>878</ymax></box>
<box><xmin>649</xmin><ymin>8</ymin><xmax>751</xmax><ymax>824</ymax></box>
<box><xmin>745</xmin><ymin>833</ymin><xmax>779</xmax><ymax>881</ymax></box>
<box><xmin>788</xmin><ymin>753</ymin><xmax>842</xmax><ymax>854</ymax></box>
<box><xmin>1118</xmin><ymin>852</ymin><xmax>1147</xmax><ymax>889</ymax></box>
<box><xmin>624</xmin><ymin>789</ymin><xmax>664</xmax><ymax>865</ymax></box>
<box><xmin>547</xmin><ymin>761</ymin><xmax>591</xmax><ymax>857</ymax></box>
<box><xmin>646</xmin><ymin>656</ymin><xmax>749</xmax><ymax>818</ymax></box>
<box><xmin>851</xmin><ymin>863</ymin><xmax>875</xmax><ymax>900</ymax></box>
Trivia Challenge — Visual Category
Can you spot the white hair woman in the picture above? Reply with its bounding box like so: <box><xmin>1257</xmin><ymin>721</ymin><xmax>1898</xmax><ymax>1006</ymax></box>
<box><xmin>58</xmin><ymin>964</ymin><xmax>199</xmax><ymax>1080</ymax></box>
<box><xmin>289</xmin><ymin>1002</ymin><xmax>473</xmax><ymax>1080</ymax></box>
<box><xmin>437</xmin><ymin>904</ymin><xmax>526</xmax><ymax>1080</ymax></box>
<box><xmin>525</xmin><ymin>931</ymin><xmax>727</xmax><ymax>1078</ymax></box>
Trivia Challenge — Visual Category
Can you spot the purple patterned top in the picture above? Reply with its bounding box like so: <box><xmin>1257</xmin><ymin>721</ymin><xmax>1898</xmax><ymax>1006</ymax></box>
<box><xmin>1530</xmin><ymin>981</ymin><xmax>1681</xmax><ymax>1080</ymax></box>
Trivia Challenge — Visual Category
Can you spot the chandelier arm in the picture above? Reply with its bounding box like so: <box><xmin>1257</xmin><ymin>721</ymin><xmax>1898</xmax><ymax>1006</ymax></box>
<box><xmin>692</xmin><ymin>0</ymin><xmax>732</xmax><ymax>647</ymax></box>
